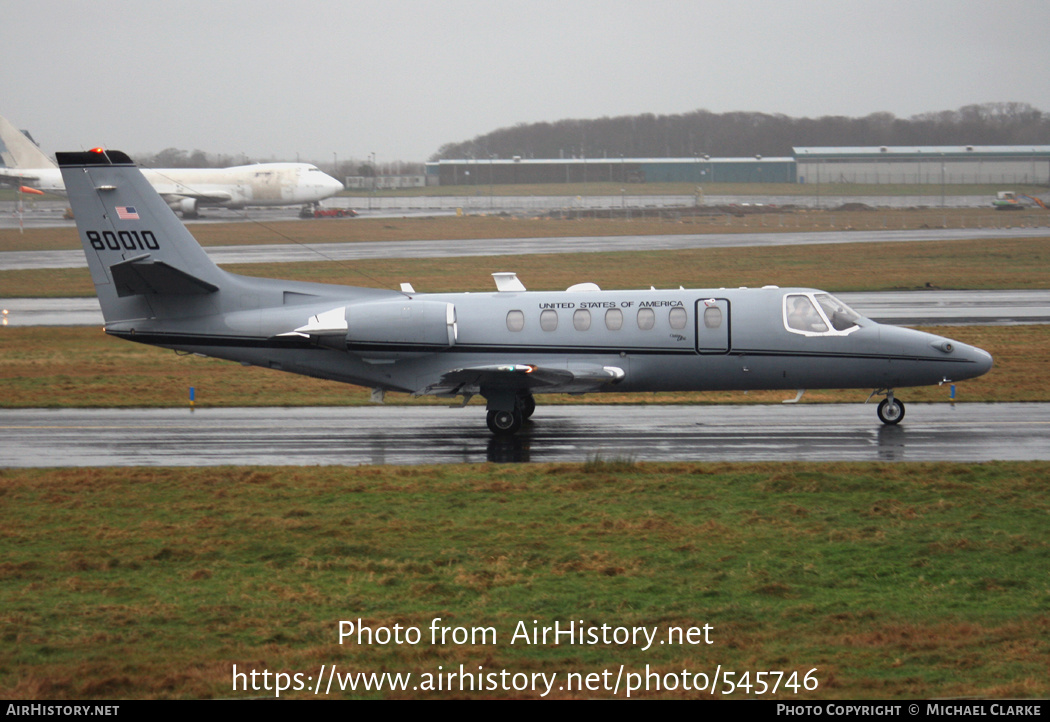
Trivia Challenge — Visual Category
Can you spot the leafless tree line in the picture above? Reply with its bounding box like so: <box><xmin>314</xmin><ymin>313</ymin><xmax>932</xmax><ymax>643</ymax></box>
<box><xmin>433</xmin><ymin>103</ymin><xmax>1050</xmax><ymax>161</ymax></box>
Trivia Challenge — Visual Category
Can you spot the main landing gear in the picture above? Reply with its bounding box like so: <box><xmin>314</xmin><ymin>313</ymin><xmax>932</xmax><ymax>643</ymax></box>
<box><xmin>485</xmin><ymin>393</ymin><xmax>535</xmax><ymax>436</ymax></box>
<box><xmin>874</xmin><ymin>390</ymin><xmax>905</xmax><ymax>425</ymax></box>
<box><xmin>487</xmin><ymin>409</ymin><xmax>522</xmax><ymax>435</ymax></box>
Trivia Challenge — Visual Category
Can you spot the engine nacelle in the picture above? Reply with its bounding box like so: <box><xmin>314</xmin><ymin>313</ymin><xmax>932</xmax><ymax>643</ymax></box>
<box><xmin>176</xmin><ymin>197</ymin><xmax>199</xmax><ymax>218</ymax></box>
<box><xmin>346</xmin><ymin>299</ymin><xmax>457</xmax><ymax>353</ymax></box>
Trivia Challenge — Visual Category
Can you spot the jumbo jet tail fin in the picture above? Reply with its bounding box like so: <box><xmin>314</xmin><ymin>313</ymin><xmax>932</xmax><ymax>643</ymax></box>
<box><xmin>57</xmin><ymin>149</ymin><xmax>228</xmax><ymax>325</ymax></box>
<box><xmin>0</xmin><ymin>113</ymin><xmax>56</xmax><ymax>169</ymax></box>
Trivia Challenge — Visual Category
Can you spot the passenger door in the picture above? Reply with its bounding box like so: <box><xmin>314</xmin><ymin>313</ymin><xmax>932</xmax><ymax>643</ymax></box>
<box><xmin>695</xmin><ymin>298</ymin><xmax>730</xmax><ymax>353</ymax></box>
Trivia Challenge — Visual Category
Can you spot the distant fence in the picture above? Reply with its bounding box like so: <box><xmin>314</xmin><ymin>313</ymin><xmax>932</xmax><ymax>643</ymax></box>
<box><xmin>328</xmin><ymin>194</ymin><xmax>1050</xmax><ymax>231</ymax></box>
<box><xmin>331</xmin><ymin>194</ymin><xmax>1037</xmax><ymax>212</ymax></box>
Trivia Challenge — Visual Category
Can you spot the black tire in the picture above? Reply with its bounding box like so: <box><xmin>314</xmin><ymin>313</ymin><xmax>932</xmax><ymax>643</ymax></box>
<box><xmin>519</xmin><ymin>394</ymin><xmax>536</xmax><ymax>419</ymax></box>
<box><xmin>487</xmin><ymin>409</ymin><xmax>522</xmax><ymax>436</ymax></box>
<box><xmin>877</xmin><ymin>398</ymin><xmax>905</xmax><ymax>425</ymax></box>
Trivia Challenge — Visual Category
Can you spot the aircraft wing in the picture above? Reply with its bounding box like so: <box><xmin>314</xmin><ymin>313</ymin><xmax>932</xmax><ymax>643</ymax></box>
<box><xmin>159</xmin><ymin>190</ymin><xmax>234</xmax><ymax>203</ymax></box>
<box><xmin>419</xmin><ymin>362</ymin><xmax>624</xmax><ymax>397</ymax></box>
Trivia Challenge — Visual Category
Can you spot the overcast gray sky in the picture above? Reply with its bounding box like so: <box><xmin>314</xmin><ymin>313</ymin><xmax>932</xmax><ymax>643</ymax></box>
<box><xmin>5</xmin><ymin>0</ymin><xmax>1049</xmax><ymax>165</ymax></box>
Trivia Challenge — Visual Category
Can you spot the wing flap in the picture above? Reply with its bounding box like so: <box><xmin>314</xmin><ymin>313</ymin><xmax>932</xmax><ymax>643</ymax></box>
<box><xmin>418</xmin><ymin>363</ymin><xmax>624</xmax><ymax>397</ymax></box>
<box><xmin>160</xmin><ymin>190</ymin><xmax>234</xmax><ymax>203</ymax></box>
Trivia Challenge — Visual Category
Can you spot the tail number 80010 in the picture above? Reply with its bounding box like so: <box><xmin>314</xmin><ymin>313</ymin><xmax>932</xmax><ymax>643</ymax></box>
<box><xmin>87</xmin><ymin>230</ymin><xmax>160</xmax><ymax>251</ymax></box>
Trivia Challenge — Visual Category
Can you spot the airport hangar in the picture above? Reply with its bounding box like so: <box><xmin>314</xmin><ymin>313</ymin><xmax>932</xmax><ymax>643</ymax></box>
<box><xmin>422</xmin><ymin>146</ymin><xmax>1050</xmax><ymax>187</ymax></box>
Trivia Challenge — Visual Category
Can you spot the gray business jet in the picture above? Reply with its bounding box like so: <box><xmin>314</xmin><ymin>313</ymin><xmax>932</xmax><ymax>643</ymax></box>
<box><xmin>58</xmin><ymin>149</ymin><xmax>993</xmax><ymax>436</ymax></box>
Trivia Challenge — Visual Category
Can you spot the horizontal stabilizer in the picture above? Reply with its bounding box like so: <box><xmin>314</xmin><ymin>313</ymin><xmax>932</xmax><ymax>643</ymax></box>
<box><xmin>0</xmin><ymin>170</ymin><xmax>41</xmax><ymax>186</ymax></box>
<box><xmin>56</xmin><ymin>150</ymin><xmax>135</xmax><ymax>167</ymax></box>
<box><xmin>110</xmin><ymin>256</ymin><xmax>219</xmax><ymax>297</ymax></box>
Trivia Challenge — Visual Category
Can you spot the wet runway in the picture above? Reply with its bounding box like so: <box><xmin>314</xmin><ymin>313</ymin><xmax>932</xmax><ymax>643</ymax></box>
<box><xmin>0</xmin><ymin>203</ymin><xmax>450</xmax><ymax>232</ymax></box>
<box><xmin>3</xmin><ymin>290</ymin><xmax>1048</xmax><ymax>327</ymax></box>
<box><xmin>3</xmin><ymin>227</ymin><xmax>1050</xmax><ymax>271</ymax></box>
<box><xmin>0</xmin><ymin>194</ymin><xmax>1009</xmax><ymax>232</ymax></box>
<box><xmin>2</xmin><ymin>403</ymin><xmax>1047</xmax><ymax>467</ymax></box>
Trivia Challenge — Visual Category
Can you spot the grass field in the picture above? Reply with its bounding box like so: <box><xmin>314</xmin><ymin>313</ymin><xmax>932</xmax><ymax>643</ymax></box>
<box><xmin>1</xmin><ymin>462</ymin><xmax>1047</xmax><ymax>699</ymax></box>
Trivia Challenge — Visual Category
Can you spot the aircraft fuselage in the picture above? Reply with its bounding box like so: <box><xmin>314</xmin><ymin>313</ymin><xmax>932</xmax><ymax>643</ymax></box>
<box><xmin>2</xmin><ymin>163</ymin><xmax>343</xmax><ymax>212</ymax></box>
<box><xmin>103</xmin><ymin>277</ymin><xmax>992</xmax><ymax>401</ymax></box>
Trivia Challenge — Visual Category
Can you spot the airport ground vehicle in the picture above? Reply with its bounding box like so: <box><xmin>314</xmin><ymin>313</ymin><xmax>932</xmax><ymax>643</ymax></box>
<box><xmin>993</xmin><ymin>191</ymin><xmax>1047</xmax><ymax>210</ymax></box>
<box><xmin>300</xmin><ymin>206</ymin><xmax>358</xmax><ymax>218</ymax></box>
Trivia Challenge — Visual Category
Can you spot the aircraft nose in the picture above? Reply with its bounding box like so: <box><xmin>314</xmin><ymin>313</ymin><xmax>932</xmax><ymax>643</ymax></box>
<box><xmin>942</xmin><ymin>339</ymin><xmax>993</xmax><ymax>381</ymax></box>
<box><xmin>325</xmin><ymin>173</ymin><xmax>344</xmax><ymax>192</ymax></box>
<box><xmin>970</xmin><ymin>345</ymin><xmax>993</xmax><ymax>376</ymax></box>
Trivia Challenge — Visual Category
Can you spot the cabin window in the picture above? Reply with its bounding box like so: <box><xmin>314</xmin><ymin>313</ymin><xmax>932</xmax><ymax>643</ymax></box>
<box><xmin>539</xmin><ymin>309</ymin><xmax>559</xmax><ymax>332</ymax></box>
<box><xmin>703</xmin><ymin>306</ymin><xmax>722</xmax><ymax>329</ymax></box>
<box><xmin>605</xmin><ymin>308</ymin><xmax>623</xmax><ymax>331</ymax></box>
<box><xmin>573</xmin><ymin>308</ymin><xmax>591</xmax><ymax>331</ymax></box>
<box><xmin>506</xmin><ymin>310</ymin><xmax>525</xmax><ymax>332</ymax></box>
<box><xmin>637</xmin><ymin>308</ymin><xmax>655</xmax><ymax>330</ymax></box>
<box><xmin>669</xmin><ymin>307</ymin><xmax>687</xmax><ymax>330</ymax></box>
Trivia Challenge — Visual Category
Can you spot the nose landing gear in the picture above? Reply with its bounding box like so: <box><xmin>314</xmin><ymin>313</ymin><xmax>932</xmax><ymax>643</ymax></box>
<box><xmin>874</xmin><ymin>390</ymin><xmax>906</xmax><ymax>425</ymax></box>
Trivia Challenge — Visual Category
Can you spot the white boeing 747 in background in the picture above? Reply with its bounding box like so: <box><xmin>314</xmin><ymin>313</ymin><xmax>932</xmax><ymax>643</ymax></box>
<box><xmin>0</xmin><ymin>112</ymin><xmax>344</xmax><ymax>217</ymax></box>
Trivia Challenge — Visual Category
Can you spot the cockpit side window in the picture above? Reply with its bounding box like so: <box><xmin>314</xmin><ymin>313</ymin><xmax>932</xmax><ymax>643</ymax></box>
<box><xmin>785</xmin><ymin>294</ymin><xmax>828</xmax><ymax>333</ymax></box>
<box><xmin>784</xmin><ymin>293</ymin><xmax>861</xmax><ymax>336</ymax></box>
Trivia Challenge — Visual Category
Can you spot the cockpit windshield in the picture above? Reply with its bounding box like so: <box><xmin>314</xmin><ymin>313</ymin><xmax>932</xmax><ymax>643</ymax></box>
<box><xmin>814</xmin><ymin>293</ymin><xmax>862</xmax><ymax>332</ymax></box>
<box><xmin>784</xmin><ymin>293</ymin><xmax>862</xmax><ymax>336</ymax></box>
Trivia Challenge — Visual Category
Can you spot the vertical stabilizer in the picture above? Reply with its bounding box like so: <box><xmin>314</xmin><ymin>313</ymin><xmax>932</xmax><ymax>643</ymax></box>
<box><xmin>0</xmin><ymin>113</ymin><xmax>56</xmax><ymax>169</ymax></box>
<box><xmin>57</xmin><ymin>149</ymin><xmax>228</xmax><ymax>325</ymax></box>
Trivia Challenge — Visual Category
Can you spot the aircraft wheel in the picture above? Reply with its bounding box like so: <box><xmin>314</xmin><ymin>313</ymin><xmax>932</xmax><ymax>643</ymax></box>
<box><xmin>487</xmin><ymin>409</ymin><xmax>522</xmax><ymax>436</ymax></box>
<box><xmin>520</xmin><ymin>395</ymin><xmax>536</xmax><ymax>419</ymax></box>
<box><xmin>877</xmin><ymin>398</ymin><xmax>905</xmax><ymax>425</ymax></box>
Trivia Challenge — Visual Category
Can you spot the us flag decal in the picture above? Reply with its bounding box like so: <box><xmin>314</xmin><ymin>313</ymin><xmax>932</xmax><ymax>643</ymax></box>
<box><xmin>116</xmin><ymin>206</ymin><xmax>139</xmax><ymax>220</ymax></box>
